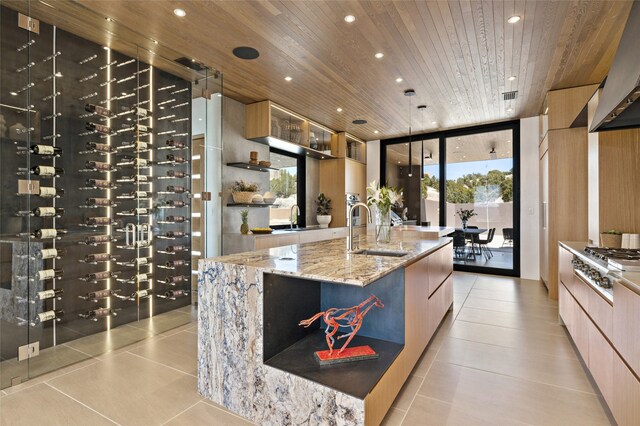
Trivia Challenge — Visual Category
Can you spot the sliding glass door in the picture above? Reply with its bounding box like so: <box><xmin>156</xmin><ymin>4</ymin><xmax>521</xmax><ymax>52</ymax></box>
<box><xmin>382</xmin><ymin>121</ymin><xmax>519</xmax><ymax>276</ymax></box>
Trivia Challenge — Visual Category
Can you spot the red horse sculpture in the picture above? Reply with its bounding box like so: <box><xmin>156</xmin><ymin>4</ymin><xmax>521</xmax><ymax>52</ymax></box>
<box><xmin>299</xmin><ymin>294</ymin><xmax>384</xmax><ymax>355</ymax></box>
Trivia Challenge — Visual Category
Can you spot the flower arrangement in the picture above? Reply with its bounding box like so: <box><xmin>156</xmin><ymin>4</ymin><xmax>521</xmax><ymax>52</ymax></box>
<box><xmin>456</xmin><ymin>208</ymin><xmax>477</xmax><ymax>222</ymax></box>
<box><xmin>366</xmin><ymin>180</ymin><xmax>403</xmax><ymax>214</ymax></box>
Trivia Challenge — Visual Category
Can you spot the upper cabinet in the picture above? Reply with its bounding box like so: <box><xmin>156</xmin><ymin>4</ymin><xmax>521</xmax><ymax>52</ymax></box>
<box><xmin>332</xmin><ymin>132</ymin><xmax>367</xmax><ymax>163</ymax></box>
<box><xmin>245</xmin><ymin>100</ymin><xmax>337</xmax><ymax>159</ymax></box>
<box><xmin>545</xmin><ymin>85</ymin><xmax>598</xmax><ymax>130</ymax></box>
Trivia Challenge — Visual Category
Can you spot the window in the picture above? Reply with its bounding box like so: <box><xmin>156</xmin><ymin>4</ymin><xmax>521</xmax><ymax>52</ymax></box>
<box><xmin>268</xmin><ymin>149</ymin><xmax>305</xmax><ymax>228</ymax></box>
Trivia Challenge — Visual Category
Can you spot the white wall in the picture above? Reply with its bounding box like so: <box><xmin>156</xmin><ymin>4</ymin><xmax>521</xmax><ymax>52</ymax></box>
<box><xmin>519</xmin><ymin>116</ymin><xmax>540</xmax><ymax>280</ymax></box>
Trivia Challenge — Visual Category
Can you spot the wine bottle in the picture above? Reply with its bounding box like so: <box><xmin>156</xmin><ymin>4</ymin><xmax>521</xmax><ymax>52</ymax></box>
<box><xmin>38</xmin><ymin>248</ymin><xmax>66</xmax><ymax>259</ymax></box>
<box><xmin>165</xmin><ymin>231</ymin><xmax>185</xmax><ymax>238</ymax></box>
<box><xmin>166</xmin><ymin>185</ymin><xmax>186</xmax><ymax>193</ymax></box>
<box><xmin>36</xmin><ymin>309</ymin><xmax>64</xmax><ymax>323</ymax></box>
<box><xmin>81</xmin><ymin>288</ymin><xmax>119</xmax><ymax>300</ymax></box>
<box><xmin>166</xmin><ymin>275</ymin><xmax>187</xmax><ymax>283</ymax></box>
<box><xmin>166</xmin><ymin>215</ymin><xmax>186</xmax><ymax>223</ymax></box>
<box><xmin>166</xmin><ymin>259</ymin><xmax>186</xmax><ymax>268</ymax></box>
<box><xmin>121</xmin><ymin>208</ymin><xmax>148</xmax><ymax>216</ymax></box>
<box><xmin>32</xmin><ymin>165</ymin><xmax>64</xmax><ymax>177</ymax></box>
<box><xmin>84</xmin><ymin>270</ymin><xmax>114</xmax><ymax>281</ymax></box>
<box><xmin>86</xmin><ymin>122</ymin><xmax>113</xmax><ymax>135</ymax></box>
<box><xmin>134</xmin><ymin>158</ymin><xmax>148</xmax><ymax>167</ymax></box>
<box><xmin>166</xmin><ymin>200</ymin><xmax>185</xmax><ymax>207</ymax></box>
<box><xmin>136</xmin><ymin>273</ymin><xmax>151</xmax><ymax>282</ymax></box>
<box><xmin>33</xmin><ymin>207</ymin><xmax>64</xmax><ymax>217</ymax></box>
<box><xmin>85</xmin><ymin>103</ymin><xmax>115</xmax><ymax>118</ymax></box>
<box><xmin>86</xmin><ymin>179</ymin><xmax>114</xmax><ymax>189</ymax></box>
<box><xmin>86</xmin><ymin>198</ymin><xmax>112</xmax><ymax>207</ymax></box>
<box><xmin>31</xmin><ymin>144</ymin><xmax>62</xmax><ymax>156</ymax></box>
<box><xmin>38</xmin><ymin>268</ymin><xmax>63</xmax><ymax>281</ymax></box>
<box><xmin>166</xmin><ymin>170</ymin><xmax>185</xmax><ymax>178</ymax></box>
<box><xmin>166</xmin><ymin>140</ymin><xmax>186</xmax><ymax>149</ymax></box>
<box><xmin>86</xmin><ymin>142</ymin><xmax>113</xmax><ymax>153</ymax></box>
<box><xmin>166</xmin><ymin>154</ymin><xmax>186</xmax><ymax>163</ymax></box>
<box><xmin>135</xmin><ymin>141</ymin><xmax>148</xmax><ymax>151</ymax></box>
<box><xmin>166</xmin><ymin>245</ymin><xmax>185</xmax><ymax>253</ymax></box>
<box><xmin>164</xmin><ymin>289</ymin><xmax>187</xmax><ymax>298</ymax></box>
<box><xmin>134</xmin><ymin>257</ymin><xmax>149</xmax><ymax>266</ymax></box>
<box><xmin>84</xmin><ymin>253</ymin><xmax>111</xmax><ymax>262</ymax></box>
<box><xmin>79</xmin><ymin>307</ymin><xmax>116</xmax><ymax>319</ymax></box>
<box><xmin>38</xmin><ymin>186</ymin><xmax>64</xmax><ymax>198</ymax></box>
<box><xmin>85</xmin><ymin>161</ymin><xmax>112</xmax><ymax>171</ymax></box>
<box><xmin>133</xmin><ymin>123</ymin><xmax>152</xmax><ymax>133</ymax></box>
<box><xmin>35</xmin><ymin>288</ymin><xmax>64</xmax><ymax>300</ymax></box>
<box><xmin>84</xmin><ymin>234</ymin><xmax>112</xmax><ymax>244</ymax></box>
<box><xmin>131</xmin><ymin>288</ymin><xmax>152</xmax><ymax>299</ymax></box>
<box><xmin>122</xmin><ymin>106</ymin><xmax>151</xmax><ymax>118</ymax></box>
<box><xmin>33</xmin><ymin>228</ymin><xmax>67</xmax><ymax>239</ymax></box>
<box><xmin>85</xmin><ymin>217</ymin><xmax>111</xmax><ymax>226</ymax></box>
<box><xmin>124</xmin><ymin>190</ymin><xmax>148</xmax><ymax>199</ymax></box>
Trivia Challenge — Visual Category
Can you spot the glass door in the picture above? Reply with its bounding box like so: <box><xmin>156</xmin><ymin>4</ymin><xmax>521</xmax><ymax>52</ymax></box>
<box><xmin>445</xmin><ymin>130</ymin><xmax>517</xmax><ymax>274</ymax></box>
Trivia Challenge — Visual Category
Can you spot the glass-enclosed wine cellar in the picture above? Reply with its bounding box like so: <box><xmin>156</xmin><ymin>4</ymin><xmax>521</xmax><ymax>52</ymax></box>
<box><xmin>0</xmin><ymin>4</ymin><xmax>221</xmax><ymax>389</ymax></box>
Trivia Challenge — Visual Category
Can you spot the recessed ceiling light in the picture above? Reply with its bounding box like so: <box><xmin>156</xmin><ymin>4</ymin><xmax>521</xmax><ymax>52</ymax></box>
<box><xmin>191</xmin><ymin>58</ymin><xmax>196</xmax><ymax>63</ymax></box>
<box><xmin>105</xmin><ymin>17</ymin><xmax>114</xmax><ymax>22</ymax></box>
<box><xmin>374</xmin><ymin>52</ymin><xmax>384</xmax><ymax>59</ymax></box>
<box><xmin>336</xmin><ymin>107</ymin><xmax>343</xmax><ymax>112</ymax></box>
<box><xmin>432</xmin><ymin>121</ymin><xmax>437</xmax><ymax>125</ymax></box>
<box><xmin>174</xmin><ymin>8</ymin><xmax>186</xmax><ymax>17</ymax></box>
<box><xmin>344</xmin><ymin>15</ymin><xmax>355</xmax><ymax>23</ymax></box>
<box><xmin>507</xmin><ymin>108</ymin><xmax>513</xmax><ymax>112</ymax></box>
<box><xmin>507</xmin><ymin>15</ymin><xmax>520</xmax><ymax>24</ymax></box>
<box><xmin>284</xmin><ymin>76</ymin><xmax>292</xmax><ymax>82</ymax></box>
<box><xmin>395</xmin><ymin>77</ymin><xmax>403</xmax><ymax>83</ymax></box>
<box><xmin>508</xmin><ymin>75</ymin><xmax>516</xmax><ymax>81</ymax></box>
<box><xmin>232</xmin><ymin>46</ymin><xmax>260</xmax><ymax>60</ymax></box>
<box><xmin>397</xmin><ymin>161</ymin><xmax>401</xmax><ymax>164</ymax></box>
<box><xmin>152</xmin><ymin>39</ymin><xmax>159</xmax><ymax>44</ymax></box>
<box><xmin>374</xmin><ymin>130</ymin><xmax>379</xmax><ymax>134</ymax></box>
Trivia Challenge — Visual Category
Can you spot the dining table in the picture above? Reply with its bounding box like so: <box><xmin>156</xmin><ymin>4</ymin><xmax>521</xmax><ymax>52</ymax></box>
<box><xmin>450</xmin><ymin>228</ymin><xmax>488</xmax><ymax>260</ymax></box>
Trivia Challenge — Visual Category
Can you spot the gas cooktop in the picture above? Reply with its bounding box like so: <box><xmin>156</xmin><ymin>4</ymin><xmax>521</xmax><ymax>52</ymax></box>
<box><xmin>584</xmin><ymin>247</ymin><xmax>640</xmax><ymax>271</ymax></box>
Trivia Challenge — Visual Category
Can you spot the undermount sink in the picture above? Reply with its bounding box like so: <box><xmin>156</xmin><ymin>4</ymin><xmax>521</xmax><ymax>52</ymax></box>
<box><xmin>351</xmin><ymin>249</ymin><xmax>409</xmax><ymax>257</ymax></box>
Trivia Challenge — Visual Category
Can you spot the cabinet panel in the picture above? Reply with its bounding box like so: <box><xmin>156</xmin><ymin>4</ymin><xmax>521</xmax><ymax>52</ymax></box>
<box><xmin>588</xmin><ymin>289</ymin><xmax>613</xmax><ymax>340</ymax></box>
<box><xmin>572</xmin><ymin>275</ymin><xmax>590</xmax><ymax>311</ymax></box>
<box><xmin>573</xmin><ymin>305</ymin><xmax>590</xmax><ymax>363</ymax></box>
<box><xmin>559</xmin><ymin>283</ymin><xmax>574</xmax><ymax>334</ymax></box>
<box><xmin>404</xmin><ymin>257</ymin><xmax>430</xmax><ymax>370</ymax></box>
<box><xmin>345</xmin><ymin>159</ymin><xmax>366</xmax><ymax>198</ymax></box>
<box><xmin>613</xmin><ymin>281</ymin><xmax>640</xmax><ymax>376</ymax></box>
<box><xmin>588</xmin><ymin>323</ymin><xmax>614</xmax><ymax>407</ymax></box>
<box><xmin>613</xmin><ymin>354</ymin><xmax>640</xmax><ymax>426</ymax></box>
<box><xmin>558</xmin><ymin>246</ymin><xmax>574</xmax><ymax>287</ymax></box>
<box><xmin>427</xmin><ymin>244</ymin><xmax>453</xmax><ymax>297</ymax></box>
<box><xmin>428</xmin><ymin>275</ymin><xmax>453</xmax><ymax>341</ymax></box>
<box><xmin>540</xmin><ymin>152</ymin><xmax>549</xmax><ymax>285</ymax></box>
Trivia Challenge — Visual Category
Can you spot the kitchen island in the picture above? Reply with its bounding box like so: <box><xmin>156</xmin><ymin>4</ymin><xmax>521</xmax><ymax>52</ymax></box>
<box><xmin>198</xmin><ymin>236</ymin><xmax>453</xmax><ymax>425</ymax></box>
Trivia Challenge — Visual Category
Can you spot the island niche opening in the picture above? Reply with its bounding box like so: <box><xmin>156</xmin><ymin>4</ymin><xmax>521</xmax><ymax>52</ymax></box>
<box><xmin>263</xmin><ymin>269</ymin><xmax>405</xmax><ymax>399</ymax></box>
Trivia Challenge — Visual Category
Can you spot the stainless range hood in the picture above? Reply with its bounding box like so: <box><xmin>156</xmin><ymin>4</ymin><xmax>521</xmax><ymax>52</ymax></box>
<box><xmin>590</xmin><ymin>2</ymin><xmax>640</xmax><ymax>132</ymax></box>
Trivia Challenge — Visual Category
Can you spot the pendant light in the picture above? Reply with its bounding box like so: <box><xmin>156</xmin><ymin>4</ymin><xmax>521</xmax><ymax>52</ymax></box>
<box><xmin>418</xmin><ymin>105</ymin><xmax>427</xmax><ymax>179</ymax></box>
<box><xmin>404</xmin><ymin>89</ymin><xmax>416</xmax><ymax>177</ymax></box>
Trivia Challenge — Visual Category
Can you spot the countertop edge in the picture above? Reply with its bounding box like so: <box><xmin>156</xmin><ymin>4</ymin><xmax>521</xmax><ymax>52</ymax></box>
<box><xmin>559</xmin><ymin>241</ymin><xmax>640</xmax><ymax>297</ymax></box>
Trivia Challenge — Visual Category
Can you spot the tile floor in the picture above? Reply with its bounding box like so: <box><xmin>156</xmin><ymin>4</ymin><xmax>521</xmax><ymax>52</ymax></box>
<box><xmin>0</xmin><ymin>272</ymin><xmax>614</xmax><ymax>425</ymax></box>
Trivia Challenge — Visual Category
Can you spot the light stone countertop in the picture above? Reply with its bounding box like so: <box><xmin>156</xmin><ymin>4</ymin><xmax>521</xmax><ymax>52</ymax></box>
<box><xmin>203</xmin><ymin>236</ymin><xmax>451</xmax><ymax>286</ymax></box>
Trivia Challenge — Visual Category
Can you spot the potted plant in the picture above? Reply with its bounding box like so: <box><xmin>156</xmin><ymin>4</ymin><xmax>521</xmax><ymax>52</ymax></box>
<box><xmin>367</xmin><ymin>180</ymin><xmax>403</xmax><ymax>243</ymax></box>
<box><xmin>316</xmin><ymin>193</ymin><xmax>332</xmax><ymax>228</ymax></box>
<box><xmin>231</xmin><ymin>180</ymin><xmax>259</xmax><ymax>204</ymax></box>
<box><xmin>600</xmin><ymin>230</ymin><xmax>623</xmax><ymax>248</ymax></box>
<box><xmin>240</xmin><ymin>210</ymin><xmax>249</xmax><ymax>234</ymax></box>
<box><xmin>456</xmin><ymin>208</ymin><xmax>477</xmax><ymax>229</ymax></box>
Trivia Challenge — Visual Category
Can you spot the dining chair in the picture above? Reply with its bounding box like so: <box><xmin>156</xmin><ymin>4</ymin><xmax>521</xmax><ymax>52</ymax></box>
<box><xmin>502</xmin><ymin>228</ymin><xmax>514</xmax><ymax>247</ymax></box>
<box><xmin>477</xmin><ymin>228</ymin><xmax>496</xmax><ymax>260</ymax></box>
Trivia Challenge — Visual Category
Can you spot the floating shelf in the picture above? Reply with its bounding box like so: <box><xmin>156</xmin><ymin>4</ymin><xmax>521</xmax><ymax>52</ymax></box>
<box><xmin>248</xmin><ymin>136</ymin><xmax>335</xmax><ymax>160</ymax></box>
<box><xmin>226</xmin><ymin>162</ymin><xmax>279</xmax><ymax>172</ymax></box>
<box><xmin>227</xmin><ymin>203</ymin><xmax>279</xmax><ymax>208</ymax></box>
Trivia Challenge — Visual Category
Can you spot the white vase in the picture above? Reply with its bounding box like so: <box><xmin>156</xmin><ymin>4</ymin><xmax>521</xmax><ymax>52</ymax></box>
<box><xmin>317</xmin><ymin>215</ymin><xmax>332</xmax><ymax>229</ymax></box>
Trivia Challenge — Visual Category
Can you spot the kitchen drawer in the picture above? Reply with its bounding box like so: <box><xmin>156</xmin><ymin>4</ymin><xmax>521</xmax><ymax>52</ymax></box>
<box><xmin>330</xmin><ymin>227</ymin><xmax>347</xmax><ymax>238</ymax></box>
<box><xmin>559</xmin><ymin>282</ymin><xmax>574</xmax><ymax>334</ymax></box>
<box><xmin>572</xmin><ymin>273</ymin><xmax>590</xmax><ymax>310</ymax></box>
<box><xmin>613</xmin><ymin>352</ymin><xmax>640</xmax><ymax>426</ymax></box>
<box><xmin>559</xmin><ymin>246</ymin><xmax>574</xmax><ymax>287</ymax></box>
<box><xmin>427</xmin><ymin>243</ymin><xmax>453</xmax><ymax>297</ymax></box>
<box><xmin>613</xmin><ymin>280</ymin><xmax>640</xmax><ymax>376</ymax></box>
<box><xmin>428</xmin><ymin>275</ymin><xmax>452</xmax><ymax>339</ymax></box>
<box><xmin>588</xmin><ymin>321</ymin><xmax>614</xmax><ymax>407</ymax></box>
<box><xmin>587</xmin><ymin>287</ymin><xmax>613</xmax><ymax>339</ymax></box>
<box><xmin>573</xmin><ymin>302</ymin><xmax>590</xmax><ymax>363</ymax></box>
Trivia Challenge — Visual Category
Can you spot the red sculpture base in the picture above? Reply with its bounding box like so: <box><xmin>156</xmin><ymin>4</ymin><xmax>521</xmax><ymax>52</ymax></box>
<box><xmin>314</xmin><ymin>345</ymin><xmax>379</xmax><ymax>365</ymax></box>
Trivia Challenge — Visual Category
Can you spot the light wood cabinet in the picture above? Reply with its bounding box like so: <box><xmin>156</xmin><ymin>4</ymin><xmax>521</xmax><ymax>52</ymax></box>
<box><xmin>404</xmin><ymin>255</ymin><xmax>430</xmax><ymax>369</ymax></box>
<box><xmin>427</xmin><ymin>243</ymin><xmax>453</xmax><ymax>297</ymax></box>
<box><xmin>588</xmin><ymin>322</ymin><xmax>614</xmax><ymax>407</ymax></box>
<box><xmin>540</xmin><ymin>128</ymin><xmax>589</xmax><ymax>299</ymax></box>
<box><xmin>320</xmin><ymin>158</ymin><xmax>367</xmax><ymax>228</ymax></box>
<box><xmin>546</xmin><ymin>85</ymin><xmax>598</xmax><ymax>130</ymax></box>
<box><xmin>428</xmin><ymin>275</ymin><xmax>453</xmax><ymax>340</ymax></box>
<box><xmin>587</xmin><ymin>287</ymin><xmax>612</xmax><ymax>340</ymax></box>
<box><xmin>225</xmin><ymin>228</ymin><xmax>348</xmax><ymax>254</ymax></box>
<box><xmin>613</xmin><ymin>281</ymin><xmax>640</xmax><ymax>376</ymax></box>
<box><xmin>255</xmin><ymin>234</ymin><xmax>299</xmax><ymax>250</ymax></box>
<box><xmin>613</xmin><ymin>354</ymin><xmax>640</xmax><ymax>426</ymax></box>
<box><xmin>245</xmin><ymin>100</ymin><xmax>337</xmax><ymax>160</ymax></box>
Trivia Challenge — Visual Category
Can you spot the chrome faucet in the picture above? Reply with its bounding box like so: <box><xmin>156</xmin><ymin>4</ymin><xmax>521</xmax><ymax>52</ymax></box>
<box><xmin>290</xmin><ymin>204</ymin><xmax>300</xmax><ymax>230</ymax></box>
<box><xmin>348</xmin><ymin>202</ymin><xmax>372</xmax><ymax>252</ymax></box>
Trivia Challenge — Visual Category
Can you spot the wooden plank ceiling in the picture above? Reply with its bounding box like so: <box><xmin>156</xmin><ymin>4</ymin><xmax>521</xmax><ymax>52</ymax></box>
<box><xmin>7</xmin><ymin>0</ymin><xmax>632</xmax><ymax>141</ymax></box>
